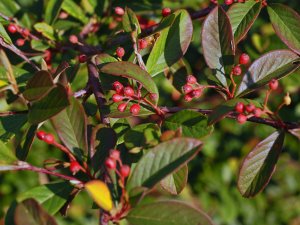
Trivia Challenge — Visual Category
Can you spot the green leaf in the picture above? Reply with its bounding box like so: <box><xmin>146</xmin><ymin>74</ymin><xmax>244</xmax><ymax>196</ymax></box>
<box><xmin>208</xmin><ymin>98</ymin><xmax>262</xmax><ymax>125</ymax></box>
<box><xmin>122</xmin><ymin>7</ymin><xmax>141</xmax><ymax>34</ymax></box>
<box><xmin>228</xmin><ymin>0</ymin><xmax>262</xmax><ymax>43</ymax></box>
<box><xmin>0</xmin><ymin>114</ymin><xmax>27</xmax><ymax>143</ymax></box>
<box><xmin>45</xmin><ymin>0</ymin><xmax>63</xmax><ymax>25</ymax></box>
<box><xmin>100</xmin><ymin>61</ymin><xmax>159</xmax><ymax>104</ymax></box>
<box><xmin>0</xmin><ymin>140</ymin><xmax>17</xmax><ymax>165</ymax></box>
<box><xmin>17</xmin><ymin>182</ymin><xmax>74</xmax><ymax>215</ymax></box>
<box><xmin>14</xmin><ymin>199</ymin><xmax>58</xmax><ymax>225</ymax></box>
<box><xmin>0</xmin><ymin>23</ymin><xmax>12</xmax><ymax>44</ymax></box>
<box><xmin>28</xmin><ymin>84</ymin><xmax>70</xmax><ymax>124</ymax></box>
<box><xmin>238</xmin><ymin>131</ymin><xmax>285</xmax><ymax>197</ymax></box>
<box><xmin>202</xmin><ymin>6</ymin><xmax>235</xmax><ymax>87</ymax></box>
<box><xmin>111</xmin><ymin>118</ymin><xmax>131</xmax><ymax>145</ymax></box>
<box><xmin>126</xmin><ymin>138</ymin><xmax>202</xmax><ymax>194</ymax></box>
<box><xmin>23</xmin><ymin>70</ymin><xmax>54</xmax><ymax>102</ymax></box>
<box><xmin>30</xmin><ymin>39</ymin><xmax>50</xmax><ymax>51</ymax></box>
<box><xmin>268</xmin><ymin>4</ymin><xmax>300</xmax><ymax>55</ymax></box>
<box><xmin>62</xmin><ymin>0</ymin><xmax>89</xmax><ymax>24</ymax></box>
<box><xmin>163</xmin><ymin>110</ymin><xmax>213</xmax><ymax>139</ymax></box>
<box><xmin>160</xmin><ymin>164</ymin><xmax>188</xmax><ymax>195</ymax></box>
<box><xmin>146</xmin><ymin>9</ymin><xmax>193</xmax><ymax>76</ymax></box>
<box><xmin>127</xmin><ymin>200</ymin><xmax>214</xmax><ymax>225</ymax></box>
<box><xmin>51</xmin><ymin>97</ymin><xmax>88</xmax><ymax>158</ymax></box>
<box><xmin>0</xmin><ymin>0</ymin><xmax>20</xmax><ymax>17</ymax></box>
<box><xmin>34</xmin><ymin>22</ymin><xmax>55</xmax><ymax>40</ymax></box>
<box><xmin>16</xmin><ymin>125</ymin><xmax>37</xmax><ymax>160</ymax></box>
<box><xmin>236</xmin><ymin>50</ymin><xmax>300</xmax><ymax>96</ymax></box>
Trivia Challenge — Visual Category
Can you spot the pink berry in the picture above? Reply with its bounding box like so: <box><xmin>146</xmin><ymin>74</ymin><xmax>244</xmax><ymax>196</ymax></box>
<box><xmin>69</xmin><ymin>35</ymin><xmax>78</xmax><ymax>44</ymax></box>
<box><xmin>162</xmin><ymin>8</ymin><xmax>171</xmax><ymax>17</ymax></box>
<box><xmin>225</xmin><ymin>0</ymin><xmax>233</xmax><ymax>5</ymax></box>
<box><xmin>112</xmin><ymin>81</ymin><xmax>124</xmax><ymax>93</ymax></box>
<box><xmin>182</xmin><ymin>84</ymin><xmax>193</xmax><ymax>94</ymax></box>
<box><xmin>120</xmin><ymin>165</ymin><xmax>130</xmax><ymax>177</ymax></box>
<box><xmin>110</xmin><ymin>149</ymin><xmax>120</xmax><ymax>160</ymax></box>
<box><xmin>245</xmin><ymin>103</ymin><xmax>255</xmax><ymax>113</ymax></box>
<box><xmin>149</xmin><ymin>93</ymin><xmax>158</xmax><ymax>101</ymax></box>
<box><xmin>138</xmin><ymin>39</ymin><xmax>148</xmax><ymax>50</ymax></box>
<box><xmin>112</xmin><ymin>94</ymin><xmax>123</xmax><ymax>102</ymax></box>
<box><xmin>36</xmin><ymin>131</ymin><xmax>46</xmax><ymax>140</ymax></box>
<box><xmin>22</xmin><ymin>28</ymin><xmax>30</xmax><ymax>37</ymax></box>
<box><xmin>192</xmin><ymin>89</ymin><xmax>202</xmax><ymax>98</ymax></box>
<box><xmin>239</xmin><ymin>53</ymin><xmax>250</xmax><ymax>65</ymax></box>
<box><xmin>117</xmin><ymin>103</ymin><xmax>127</xmax><ymax>112</ymax></box>
<box><xmin>44</xmin><ymin>134</ymin><xmax>54</xmax><ymax>144</ymax></box>
<box><xmin>115</xmin><ymin>7</ymin><xmax>125</xmax><ymax>16</ymax></box>
<box><xmin>235</xmin><ymin>102</ymin><xmax>244</xmax><ymax>113</ymax></box>
<box><xmin>16</xmin><ymin>39</ymin><xmax>25</xmax><ymax>46</ymax></box>
<box><xmin>184</xmin><ymin>93</ymin><xmax>193</xmax><ymax>102</ymax></box>
<box><xmin>253</xmin><ymin>108</ymin><xmax>263</xmax><ymax>117</ymax></box>
<box><xmin>124</xmin><ymin>86</ymin><xmax>135</xmax><ymax>97</ymax></box>
<box><xmin>269</xmin><ymin>79</ymin><xmax>278</xmax><ymax>90</ymax></box>
<box><xmin>186</xmin><ymin>75</ymin><xmax>197</xmax><ymax>84</ymax></box>
<box><xmin>7</xmin><ymin>24</ymin><xmax>17</xmax><ymax>33</ymax></box>
<box><xmin>116</xmin><ymin>47</ymin><xmax>125</xmax><ymax>58</ymax></box>
<box><xmin>78</xmin><ymin>54</ymin><xmax>87</xmax><ymax>63</ymax></box>
<box><xmin>130</xmin><ymin>104</ymin><xmax>140</xmax><ymax>115</ymax></box>
<box><xmin>237</xmin><ymin>114</ymin><xmax>247</xmax><ymax>124</ymax></box>
<box><xmin>105</xmin><ymin>158</ymin><xmax>116</xmax><ymax>170</ymax></box>
<box><xmin>70</xmin><ymin>161</ymin><xmax>81</xmax><ymax>174</ymax></box>
<box><xmin>233</xmin><ymin>65</ymin><xmax>242</xmax><ymax>76</ymax></box>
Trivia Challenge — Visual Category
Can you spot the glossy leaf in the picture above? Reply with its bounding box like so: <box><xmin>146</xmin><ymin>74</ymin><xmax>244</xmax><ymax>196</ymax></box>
<box><xmin>146</xmin><ymin>9</ymin><xmax>193</xmax><ymax>76</ymax></box>
<box><xmin>62</xmin><ymin>0</ymin><xmax>88</xmax><ymax>24</ymax></box>
<box><xmin>51</xmin><ymin>97</ymin><xmax>88</xmax><ymax>157</ymax></box>
<box><xmin>228</xmin><ymin>0</ymin><xmax>262</xmax><ymax>43</ymax></box>
<box><xmin>34</xmin><ymin>22</ymin><xmax>55</xmax><ymax>40</ymax></box>
<box><xmin>163</xmin><ymin>110</ymin><xmax>213</xmax><ymax>139</ymax></box>
<box><xmin>23</xmin><ymin>70</ymin><xmax>54</xmax><ymax>101</ymax></box>
<box><xmin>28</xmin><ymin>84</ymin><xmax>70</xmax><ymax>124</ymax></box>
<box><xmin>100</xmin><ymin>62</ymin><xmax>159</xmax><ymax>103</ymax></box>
<box><xmin>0</xmin><ymin>140</ymin><xmax>17</xmax><ymax>165</ymax></box>
<box><xmin>16</xmin><ymin>125</ymin><xmax>37</xmax><ymax>160</ymax></box>
<box><xmin>85</xmin><ymin>180</ymin><xmax>113</xmax><ymax>211</ymax></box>
<box><xmin>127</xmin><ymin>138</ymin><xmax>202</xmax><ymax>194</ymax></box>
<box><xmin>238</xmin><ymin>131</ymin><xmax>285</xmax><ymax>197</ymax></box>
<box><xmin>122</xmin><ymin>7</ymin><xmax>141</xmax><ymax>34</ymax></box>
<box><xmin>236</xmin><ymin>50</ymin><xmax>300</xmax><ymax>96</ymax></box>
<box><xmin>45</xmin><ymin>0</ymin><xmax>63</xmax><ymax>24</ymax></box>
<box><xmin>14</xmin><ymin>199</ymin><xmax>57</xmax><ymax>225</ymax></box>
<box><xmin>202</xmin><ymin>6</ymin><xmax>235</xmax><ymax>87</ymax></box>
<box><xmin>160</xmin><ymin>164</ymin><xmax>188</xmax><ymax>195</ymax></box>
<box><xmin>268</xmin><ymin>4</ymin><xmax>300</xmax><ymax>55</ymax></box>
<box><xmin>31</xmin><ymin>39</ymin><xmax>50</xmax><ymax>51</ymax></box>
<box><xmin>0</xmin><ymin>114</ymin><xmax>27</xmax><ymax>143</ymax></box>
<box><xmin>0</xmin><ymin>23</ymin><xmax>12</xmax><ymax>44</ymax></box>
<box><xmin>127</xmin><ymin>200</ymin><xmax>214</xmax><ymax>225</ymax></box>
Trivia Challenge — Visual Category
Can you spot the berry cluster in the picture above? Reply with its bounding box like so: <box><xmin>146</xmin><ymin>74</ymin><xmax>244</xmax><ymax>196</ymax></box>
<box><xmin>105</xmin><ymin>149</ymin><xmax>130</xmax><ymax>178</ymax></box>
<box><xmin>235</xmin><ymin>102</ymin><xmax>263</xmax><ymax>124</ymax></box>
<box><xmin>182</xmin><ymin>75</ymin><xmax>204</xmax><ymax>102</ymax></box>
<box><xmin>232</xmin><ymin>53</ymin><xmax>250</xmax><ymax>76</ymax></box>
<box><xmin>7</xmin><ymin>23</ymin><xmax>32</xmax><ymax>47</ymax></box>
<box><xmin>36</xmin><ymin>131</ymin><xmax>55</xmax><ymax>144</ymax></box>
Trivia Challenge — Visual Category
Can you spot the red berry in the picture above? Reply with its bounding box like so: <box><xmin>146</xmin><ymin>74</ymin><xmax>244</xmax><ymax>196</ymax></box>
<box><xmin>192</xmin><ymin>89</ymin><xmax>202</xmax><ymax>98</ymax></box>
<box><xmin>112</xmin><ymin>94</ymin><xmax>123</xmax><ymax>102</ymax></box>
<box><xmin>130</xmin><ymin>104</ymin><xmax>140</xmax><ymax>115</ymax></box>
<box><xmin>233</xmin><ymin>65</ymin><xmax>242</xmax><ymax>76</ymax></box>
<box><xmin>7</xmin><ymin>24</ymin><xmax>17</xmax><ymax>33</ymax></box>
<box><xmin>269</xmin><ymin>79</ymin><xmax>278</xmax><ymax>90</ymax></box>
<box><xmin>186</xmin><ymin>75</ymin><xmax>197</xmax><ymax>84</ymax></box>
<box><xmin>239</xmin><ymin>53</ymin><xmax>250</xmax><ymax>65</ymax></box>
<box><xmin>44</xmin><ymin>134</ymin><xmax>54</xmax><ymax>144</ymax></box>
<box><xmin>116</xmin><ymin>47</ymin><xmax>125</xmax><ymax>58</ymax></box>
<box><xmin>70</xmin><ymin>161</ymin><xmax>81</xmax><ymax>174</ymax></box>
<box><xmin>78</xmin><ymin>54</ymin><xmax>87</xmax><ymax>63</ymax></box>
<box><xmin>112</xmin><ymin>81</ymin><xmax>124</xmax><ymax>93</ymax></box>
<box><xmin>149</xmin><ymin>93</ymin><xmax>158</xmax><ymax>101</ymax></box>
<box><xmin>120</xmin><ymin>165</ymin><xmax>130</xmax><ymax>177</ymax></box>
<box><xmin>138</xmin><ymin>39</ymin><xmax>148</xmax><ymax>50</ymax></box>
<box><xmin>184</xmin><ymin>93</ymin><xmax>193</xmax><ymax>102</ymax></box>
<box><xmin>22</xmin><ymin>28</ymin><xmax>30</xmax><ymax>37</ymax></box>
<box><xmin>182</xmin><ymin>84</ymin><xmax>193</xmax><ymax>94</ymax></box>
<box><xmin>69</xmin><ymin>35</ymin><xmax>78</xmax><ymax>44</ymax></box>
<box><xmin>16</xmin><ymin>39</ymin><xmax>25</xmax><ymax>46</ymax></box>
<box><xmin>115</xmin><ymin>7</ymin><xmax>125</xmax><ymax>16</ymax></box>
<box><xmin>162</xmin><ymin>8</ymin><xmax>171</xmax><ymax>17</ymax></box>
<box><xmin>235</xmin><ymin>102</ymin><xmax>244</xmax><ymax>113</ymax></box>
<box><xmin>117</xmin><ymin>103</ymin><xmax>127</xmax><ymax>112</ymax></box>
<box><xmin>36</xmin><ymin>131</ymin><xmax>46</xmax><ymax>140</ymax></box>
<box><xmin>44</xmin><ymin>50</ymin><xmax>52</xmax><ymax>64</ymax></box>
<box><xmin>105</xmin><ymin>158</ymin><xmax>116</xmax><ymax>170</ymax></box>
<box><xmin>245</xmin><ymin>103</ymin><xmax>255</xmax><ymax>113</ymax></box>
<box><xmin>124</xmin><ymin>86</ymin><xmax>135</xmax><ymax>97</ymax></box>
<box><xmin>110</xmin><ymin>149</ymin><xmax>120</xmax><ymax>160</ymax></box>
<box><xmin>225</xmin><ymin>0</ymin><xmax>233</xmax><ymax>5</ymax></box>
<box><xmin>237</xmin><ymin>114</ymin><xmax>247</xmax><ymax>124</ymax></box>
<box><xmin>253</xmin><ymin>108</ymin><xmax>263</xmax><ymax>117</ymax></box>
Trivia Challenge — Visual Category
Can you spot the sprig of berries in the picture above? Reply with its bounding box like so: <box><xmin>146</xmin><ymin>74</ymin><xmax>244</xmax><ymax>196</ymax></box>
<box><xmin>235</xmin><ymin>102</ymin><xmax>264</xmax><ymax>124</ymax></box>
<box><xmin>182</xmin><ymin>75</ymin><xmax>205</xmax><ymax>102</ymax></box>
<box><xmin>105</xmin><ymin>149</ymin><xmax>131</xmax><ymax>178</ymax></box>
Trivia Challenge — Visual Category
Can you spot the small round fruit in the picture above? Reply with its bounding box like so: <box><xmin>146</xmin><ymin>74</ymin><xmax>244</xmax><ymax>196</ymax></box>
<box><xmin>22</xmin><ymin>28</ymin><xmax>30</xmax><ymax>37</ymax></box>
<box><xmin>124</xmin><ymin>86</ymin><xmax>135</xmax><ymax>97</ymax></box>
<box><xmin>112</xmin><ymin>81</ymin><xmax>124</xmax><ymax>93</ymax></box>
<box><xmin>112</xmin><ymin>94</ymin><xmax>123</xmax><ymax>103</ymax></box>
<box><xmin>239</xmin><ymin>53</ymin><xmax>250</xmax><ymax>65</ymax></box>
<box><xmin>269</xmin><ymin>79</ymin><xmax>279</xmax><ymax>90</ymax></box>
<box><xmin>110</xmin><ymin>149</ymin><xmax>120</xmax><ymax>160</ymax></box>
<box><xmin>69</xmin><ymin>35</ymin><xmax>78</xmax><ymax>44</ymax></box>
<box><xmin>237</xmin><ymin>114</ymin><xmax>247</xmax><ymax>124</ymax></box>
<box><xmin>245</xmin><ymin>103</ymin><xmax>255</xmax><ymax>113</ymax></box>
<box><xmin>182</xmin><ymin>84</ymin><xmax>193</xmax><ymax>94</ymax></box>
<box><xmin>78</xmin><ymin>54</ymin><xmax>87</xmax><ymax>63</ymax></box>
<box><xmin>70</xmin><ymin>161</ymin><xmax>81</xmax><ymax>174</ymax></box>
<box><xmin>115</xmin><ymin>7</ymin><xmax>125</xmax><ymax>16</ymax></box>
<box><xmin>44</xmin><ymin>134</ymin><xmax>54</xmax><ymax>144</ymax></box>
<box><xmin>105</xmin><ymin>158</ymin><xmax>116</xmax><ymax>170</ymax></box>
<box><xmin>117</xmin><ymin>103</ymin><xmax>127</xmax><ymax>112</ymax></box>
<box><xmin>184</xmin><ymin>93</ymin><xmax>193</xmax><ymax>102</ymax></box>
<box><xmin>36</xmin><ymin>131</ymin><xmax>46</xmax><ymax>140</ymax></box>
<box><xmin>186</xmin><ymin>75</ymin><xmax>197</xmax><ymax>84</ymax></box>
<box><xmin>235</xmin><ymin>102</ymin><xmax>245</xmax><ymax>113</ymax></box>
<box><xmin>225</xmin><ymin>0</ymin><xmax>233</xmax><ymax>5</ymax></box>
<box><xmin>130</xmin><ymin>104</ymin><xmax>140</xmax><ymax>115</ymax></box>
<box><xmin>120</xmin><ymin>165</ymin><xmax>130</xmax><ymax>177</ymax></box>
<box><xmin>233</xmin><ymin>65</ymin><xmax>242</xmax><ymax>76</ymax></box>
<box><xmin>162</xmin><ymin>8</ymin><xmax>171</xmax><ymax>17</ymax></box>
<box><xmin>116</xmin><ymin>47</ymin><xmax>125</xmax><ymax>58</ymax></box>
<box><xmin>138</xmin><ymin>39</ymin><xmax>148</xmax><ymax>49</ymax></box>
<box><xmin>284</xmin><ymin>93</ymin><xmax>291</xmax><ymax>106</ymax></box>
<box><xmin>253</xmin><ymin>108</ymin><xmax>263</xmax><ymax>117</ymax></box>
<box><xmin>192</xmin><ymin>89</ymin><xmax>202</xmax><ymax>98</ymax></box>
<box><xmin>16</xmin><ymin>39</ymin><xmax>25</xmax><ymax>46</ymax></box>
<box><xmin>7</xmin><ymin>24</ymin><xmax>17</xmax><ymax>33</ymax></box>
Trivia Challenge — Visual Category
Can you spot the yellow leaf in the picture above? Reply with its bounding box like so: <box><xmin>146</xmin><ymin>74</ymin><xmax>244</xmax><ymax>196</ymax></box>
<box><xmin>0</xmin><ymin>80</ymin><xmax>8</xmax><ymax>87</ymax></box>
<box><xmin>85</xmin><ymin>180</ymin><xmax>113</xmax><ymax>211</ymax></box>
